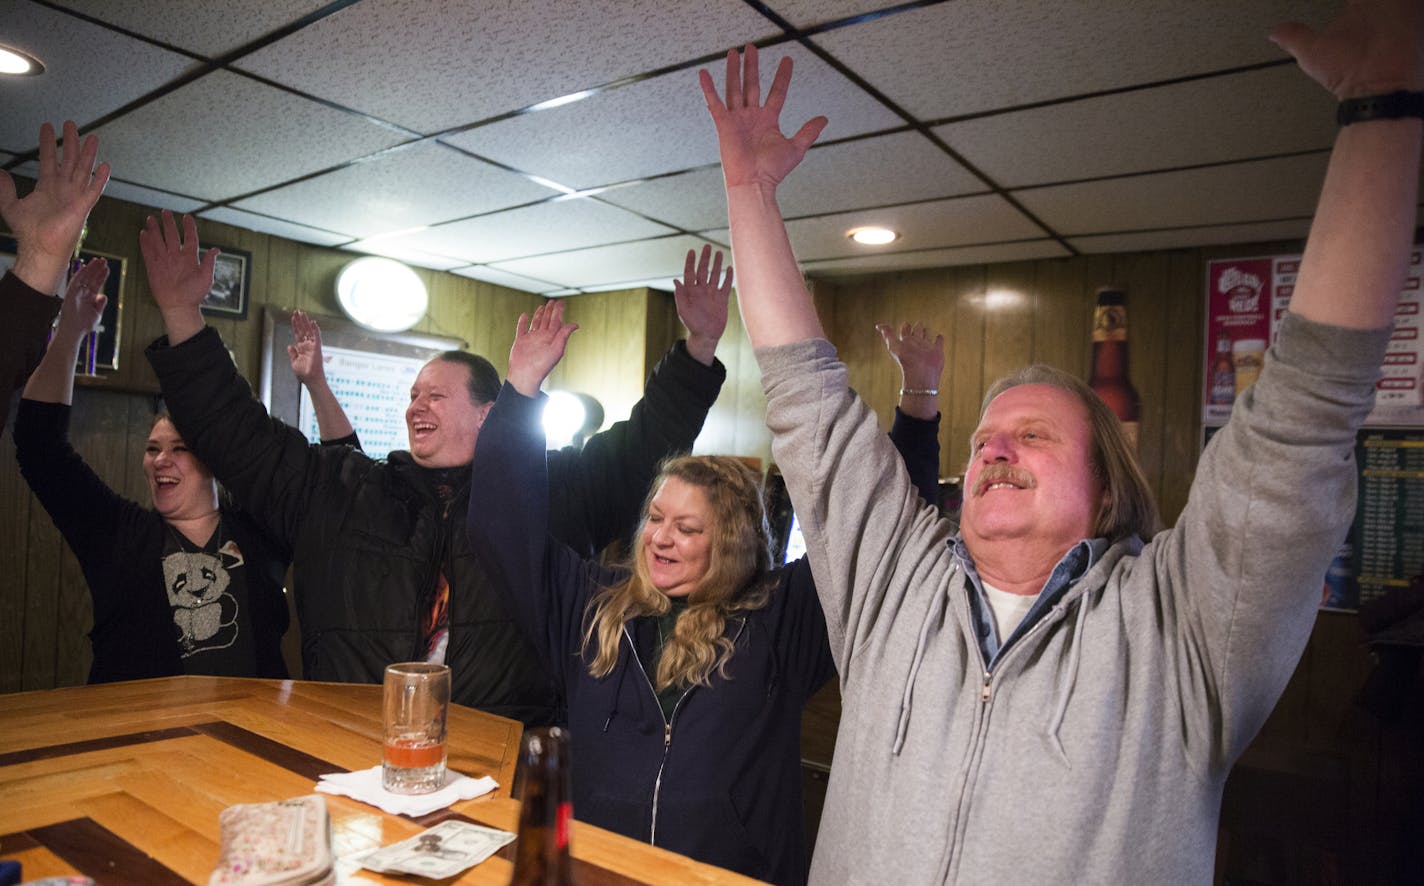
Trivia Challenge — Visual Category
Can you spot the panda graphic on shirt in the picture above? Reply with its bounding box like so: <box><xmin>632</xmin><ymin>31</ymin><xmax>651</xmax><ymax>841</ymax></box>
<box><xmin>163</xmin><ymin>539</ymin><xmax>244</xmax><ymax>656</ymax></box>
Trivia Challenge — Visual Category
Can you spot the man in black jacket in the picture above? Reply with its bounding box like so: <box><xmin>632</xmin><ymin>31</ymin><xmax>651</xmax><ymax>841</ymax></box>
<box><xmin>141</xmin><ymin>210</ymin><xmax>730</xmax><ymax>725</ymax></box>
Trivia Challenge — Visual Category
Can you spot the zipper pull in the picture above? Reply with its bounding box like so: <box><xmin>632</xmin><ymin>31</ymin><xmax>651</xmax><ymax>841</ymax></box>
<box><xmin>981</xmin><ymin>673</ymin><xmax>992</xmax><ymax>704</ymax></box>
<box><xmin>664</xmin><ymin>722</ymin><xmax>672</xmax><ymax>748</ymax></box>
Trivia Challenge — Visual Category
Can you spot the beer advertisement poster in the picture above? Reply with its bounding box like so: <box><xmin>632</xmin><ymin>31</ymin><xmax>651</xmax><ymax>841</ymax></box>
<box><xmin>1204</xmin><ymin>248</ymin><xmax>1424</xmax><ymax>427</ymax></box>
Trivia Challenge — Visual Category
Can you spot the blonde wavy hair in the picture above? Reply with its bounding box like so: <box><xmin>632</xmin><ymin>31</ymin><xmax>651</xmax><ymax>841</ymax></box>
<box><xmin>581</xmin><ymin>456</ymin><xmax>773</xmax><ymax>691</ymax></box>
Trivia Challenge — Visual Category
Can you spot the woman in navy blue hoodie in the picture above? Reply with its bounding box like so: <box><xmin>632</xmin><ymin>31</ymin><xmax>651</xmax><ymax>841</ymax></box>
<box><xmin>469</xmin><ymin>257</ymin><xmax>941</xmax><ymax>885</ymax></box>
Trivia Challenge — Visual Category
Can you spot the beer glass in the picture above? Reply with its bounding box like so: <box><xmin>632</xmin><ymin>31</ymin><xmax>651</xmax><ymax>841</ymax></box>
<box><xmin>382</xmin><ymin>662</ymin><xmax>450</xmax><ymax>794</ymax></box>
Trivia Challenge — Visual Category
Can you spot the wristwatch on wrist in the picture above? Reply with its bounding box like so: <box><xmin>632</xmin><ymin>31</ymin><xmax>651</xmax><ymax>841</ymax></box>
<box><xmin>1337</xmin><ymin>90</ymin><xmax>1424</xmax><ymax>126</ymax></box>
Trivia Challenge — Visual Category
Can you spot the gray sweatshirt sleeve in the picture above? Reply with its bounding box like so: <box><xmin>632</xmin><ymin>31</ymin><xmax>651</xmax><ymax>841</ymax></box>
<box><xmin>1149</xmin><ymin>311</ymin><xmax>1390</xmax><ymax>771</ymax></box>
<box><xmin>757</xmin><ymin>339</ymin><xmax>955</xmax><ymax>680</ymax></box>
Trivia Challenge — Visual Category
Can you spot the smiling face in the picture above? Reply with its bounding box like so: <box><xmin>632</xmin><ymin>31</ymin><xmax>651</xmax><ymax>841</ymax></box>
<box><xmin>144</xmin><ymin>418</ymin><xmax>219</xmax><ymax>521</ymax></box>
<box><xmin>405</xmin><ymin>358</ymin><xmax>492</xmax><ymax>468</ymax></box>
<box><xmin>961</xmin><ymin>383</ymin><xmax>1105</xmax><ymax>557</ymax></box>
<box><xmin>641</xmin><ymin>476</ymin><xmax>715</xmax><ymax>598</ymax></box>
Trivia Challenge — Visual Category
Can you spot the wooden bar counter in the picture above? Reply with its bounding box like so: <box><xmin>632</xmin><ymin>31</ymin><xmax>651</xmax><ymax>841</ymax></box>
<box><xmin>0</xmin><ymin>676</ymin><xmax>763</xmax><ymax>884</ymax></box>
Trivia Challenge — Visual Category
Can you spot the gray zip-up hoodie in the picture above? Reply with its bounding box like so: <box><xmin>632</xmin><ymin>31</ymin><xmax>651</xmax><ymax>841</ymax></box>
<box><xmin>757</xmin><ymin>312</ymin><xmax>1387</xmax><ymax>884</ymax></box>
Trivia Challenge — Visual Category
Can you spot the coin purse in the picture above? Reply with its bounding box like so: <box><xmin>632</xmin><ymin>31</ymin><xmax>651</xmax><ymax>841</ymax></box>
<box><xmin>208</xmin><ymin>794</ymin><xmax>334</xmax><ymax>886</ymax></box>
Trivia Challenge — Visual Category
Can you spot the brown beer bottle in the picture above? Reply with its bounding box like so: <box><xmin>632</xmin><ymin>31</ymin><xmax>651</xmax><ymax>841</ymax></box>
<box><xmin>509</xmin><ymin>727</ymin><xmax>576</xmax><ymax>885</ymax></box>
<box><xmin>1088</xmin><ymin>287</ymin><xmax>1142</xmax><ymax>451</ymax></box>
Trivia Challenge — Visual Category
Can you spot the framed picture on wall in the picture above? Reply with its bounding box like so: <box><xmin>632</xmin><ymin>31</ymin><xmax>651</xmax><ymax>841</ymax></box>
<box><xmin>0</xmin><ymin>234</ymin><xmax>126</xmax><ymax>373</ymax></box>
<box><xmin>200</xmin><ymin>245</ymin><xmax>252</xmax><ymax>320</ymax></box>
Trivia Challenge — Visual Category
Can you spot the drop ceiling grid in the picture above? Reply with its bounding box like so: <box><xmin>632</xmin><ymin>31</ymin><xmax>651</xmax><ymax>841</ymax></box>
<box><xmin>452</xmin><ymin>264</ymin><xmax>568</xmax><ymax>295</ymax></box>
<box><xmin>934</xmin><ymin>65</ymin><xmax>1336</xmax><ymax>189</ymax></box>
<box><xmin>1</xmin><ymin>0</ymin><xmax>197</xmax><ymax>151</ymax></box>
<box><xmin>441</xmin><ymin>41</ymin><xmax>904</xmax><ymax>193</ymax></box>
<box><xmin>51</xmin><ymin>0</ymin><xmax>336</xmax><ymax>58</ymax></box>
<box><xmin>87</xmin><ymin>69</ymin><xmax>410</xmax><ymax>202</ymax></box>
<box><xmin>352</xmin><ymin>198</ymin><xmax>680</xmax><ymax>265</ymax></box>
<box><xmin>802</xmin><ymin>239</ymin><xmax>1070</xmax><ymax>276</ymax></box>
<box><xmin>232</xmin><ymin>0</ymin><xmax>783</xmax><ymax>136</ymax></box>
<box><xmin>489</xmin><ymin>233</ymin><xmax>717</xmax><ymax>289</ymax></box>
<box><xmin>1015</xmin><ymin>153</ymin><xmax>1333</xmax><ymax>236</ymax></box>
<box><xmin>1068</xmin><ymin>218</ymin><xmax>1314</xmax><ymax>256</ymax></box>
<box><xmin>198</xmin><ymin>206</ymin><xmax>353</xmax><ymax>247</ymax></box>
<box><xmin>809</xmin><ymin>0</ymin><xmax>1339</xmax><ymax>120</ymax></box>
<box><xmin>776</xmin><ymin>192</ymin><xmax>1050</xmax><ymax>261</ymax></box>
<box><xmin>232</xmin><ymin>141</ymin><xmax>561</xmax><ymax>240</ymax></box>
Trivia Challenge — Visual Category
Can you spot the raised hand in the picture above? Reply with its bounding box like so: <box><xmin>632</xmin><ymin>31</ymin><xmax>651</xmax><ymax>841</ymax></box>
<box><xmin>1269</xmin><ymin>0</ymin><xmax>1423</xmax><ymax>98</ymax></box>
<box><xmin>674</xmin><ymin>245</ymin><xmax>732</xmax><ymax>366</ymax></box>
<box><xmin>287</xmin><ymin>310</ymin><xmax>327</xmax><ymax>385</ymax></box>
<box><xmin>54</xmin><ymin>257</ymin><xmax>111</xmax><ymax>341</ymax></box>
<box><xmin>877</xmin><ymin>322</ymin><xmax>945</xmax><ymax>420</ymax></box>
<box><xmin>139</xmin><ymin>210</ymin><xmax>218</xmax><ymax>344</ymax></box>
<box><xmin>507</xmin><ymin>300</ymin><xmax>578</xmax><ymax>397</ymax></box>
<box><xmin>699</xmin><ymin>44</ymin><xmax>827</xmax><ymax>191</ymax></box>
<box><xmin>0</xmin><ymin>121</ymin><xmax>110</xmax><ymax>295</ymax></box>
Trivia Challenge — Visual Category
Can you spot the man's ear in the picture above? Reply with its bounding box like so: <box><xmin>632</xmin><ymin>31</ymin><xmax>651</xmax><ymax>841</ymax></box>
<box><xmin>474</xmin><ymin>400</ymin><xmax>495</xmax><ymax>429</ymax></box>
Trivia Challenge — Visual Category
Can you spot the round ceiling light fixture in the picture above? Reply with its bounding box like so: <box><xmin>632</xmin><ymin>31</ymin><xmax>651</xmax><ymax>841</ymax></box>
<box><xmin>334</xmin><ymin>257</ymin><xmax>429</xmax><ymax>333</ymax></box>
<box><xmin>0</xmin><ymin>44</ymin><xmax>44</xmax><ymax>76</ymax></box>
<box><xmin>847</xmin><ymin>226</ymin><xmax>898</xmax><ymax>246</ymax></box>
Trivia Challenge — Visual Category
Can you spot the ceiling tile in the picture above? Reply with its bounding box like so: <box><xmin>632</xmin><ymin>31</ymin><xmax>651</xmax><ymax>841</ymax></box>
<box><xmin>490</xmin><ymin>234</ymin><xmax>717</xmax><ymax>289</ymax></box>
<box><xmin>338</xmin><ymin>238</ymin><xmax>468</xmax><ymax>272</ymax></box>
<box><xmin>234</xmin><ymin>0</ymin><xmax>781</xmax><ymax>135</ymax></box>
<box><xmin>442</xmin><ymin>42</ymin><xmax>902</xmax><ymax>192</ymax></box>
<box><xmin>89</xmin><ymin>69</ymin><xmax>408</xmax><ymax>202</ymax></box>
<box><xmin>53</xmin><ymin>0</ymin><xmax>333</xmax><ymax>57</ymax></box>
<box><xmin>595</xmin><ymin>168</ymin><xmax>728</xmax><ymax>232</ymax></box>
<box><xmin>233</xmin><ymin>141</ymin><xmax>558</xmax><ymax>239</ymax></box>
<box><xmin>803</xmin><ymin>240</ymin><xmax>1070</xmax><ymax>276</ymax></box>
<box><xmin>707</xmin><ymin>193</ymin><xmax>1047</xmax><ymax>262</ymax></box>
<box><xmin>1068</xmin><ymin>219</ymin><xmax>1312</xmax><ymax>254</ymax></box>
<box><xmin>936</xmin><ymin>65</ymin><xmax>1335</xmax><ymax>188</ymax></box>
<box><xmin>356</xmin><ymin>198</ymin><xmax>678</xmax><ymax>265</ymax></box>
<box><xmin>1014</xmin><ymin>153</ymin><xmax>1331</xmax><ymax>236</ymax></box>
<box><xmin>812</xmin><ymin>0</ymin><xmax>1338</xmax><ymax>119</ymax></box>
<box><xmin>762</xmin><ymin>1</ymin><xmax>907</xmax><ymax>29</ymax></box>
<box><xmin>102</xmin><ymin>179</ymin><xmax>205</xmax><ymax>214</ymax></box>
<box><xmin>197</xmin><ymin>206</ymin><xmax>351</xmax><ymax>247</ymax></box>
<box><xmin>451</xmin><ymin>264</ymin><xmax>565</xmax><ymax>295</ymax></box>
<box><xmin>0</xmin><ymin>0</ymin><xmax>197</xmax><ymax>152</ymax></box>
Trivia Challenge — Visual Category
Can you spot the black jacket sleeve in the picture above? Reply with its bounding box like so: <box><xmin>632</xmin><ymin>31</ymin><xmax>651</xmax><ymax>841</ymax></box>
<box><xmin>888</xmin><ymin>406</ymin><xmax>941</xmax><ymax>506</ymax></box>
<box><xmin>2</xmin><ymin>272</ymin><xmax>61</xmax><ymax>436</ymax></box>
<box><xmin>546</xmin><ymin>340</ymin><xmax>725</xmax><ymax>556</ymax></box>
<box><xmin>13</xmin><ymin>399</ymin><xmax>150</xmax><ymax>621</ymax></box>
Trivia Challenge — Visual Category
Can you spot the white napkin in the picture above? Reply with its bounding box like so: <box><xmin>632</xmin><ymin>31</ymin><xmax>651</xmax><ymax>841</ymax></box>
<box><xmin>315</xmin><ymin>766</ymin><xmax>498</xmax><ymax>817</ymax></box>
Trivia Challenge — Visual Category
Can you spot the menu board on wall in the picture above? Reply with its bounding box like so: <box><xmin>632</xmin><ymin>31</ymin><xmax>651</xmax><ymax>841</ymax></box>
<box><xmin>1350</xmin><ymin>429</ymin><xmax>1424</xmax><ymax>609</ymax></box>
<box><xmin>1203</xmin><ymin>248</ymin><xmax>1424</xmax><ymax>427</ymax></box>
<box><xmin>260</xmin><ymin>308</ymin><xmax>465</xmax><ymax>461</ymax></box>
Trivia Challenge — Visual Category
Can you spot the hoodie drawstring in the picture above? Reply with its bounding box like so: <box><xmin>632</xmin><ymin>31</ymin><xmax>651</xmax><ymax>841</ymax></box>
<box><xmin>892</xmin><ymin>566</ymin><xmax>953</xmax><ymax>755</ymax></box>
<box><xmin>1045</xmin><ymin>595</ymin><xmax>1091</xmax><ymax>765</ymax></box>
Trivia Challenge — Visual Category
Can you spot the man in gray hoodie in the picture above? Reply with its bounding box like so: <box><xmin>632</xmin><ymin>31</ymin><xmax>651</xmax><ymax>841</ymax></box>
<box><xmin>701</xmin><ymin>0</ymin><xmax>1422</xmax><ymax>881</ymax></box>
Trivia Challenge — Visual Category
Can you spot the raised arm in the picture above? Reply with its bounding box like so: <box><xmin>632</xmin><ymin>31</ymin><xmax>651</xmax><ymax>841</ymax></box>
<box><xmin>548</xmin><ymin>254</ymin><xmax>728</xmax><ymax>554</ymax></box>
<box><xmin>2</xmin><ymin>121</ymin><xmax>110</xmax><ymax>415</ymax></box>
<box><xmin>0</xmin><ymin>121</ymin><xmax>110</xmax><ymax>296</ymax></box>
<box><xmin>880</xmin><ymin>322</ymin><xmax>946</xmax><ymax>503</ymax></box>
<box><xmin>287</xmin><ymin>310</ymin><xmax>357</xmax><ymax>444</ymax></box>
<box><xmin>1269</xmin><ymin>0</ymin><xmax>1421</xmax><ymax>328</ymax></box>
<box><xmin>139</xmin><ymin>210</ymin><xmax>218</xmax><ymax>346</ymax></box>
<box><xmin>700</xmin><ymin>46</ymin><xmax>827</xmax><ymax>347</ymax></box>
<box><xmin>674</xmin><ymin>245</ymin><xmax>733</xmax><ymax>365</ymax></box>
<box><xmin>21</xmin><ymin>258</ymin><xmax>109</xmax><ymax>405</ymax></box>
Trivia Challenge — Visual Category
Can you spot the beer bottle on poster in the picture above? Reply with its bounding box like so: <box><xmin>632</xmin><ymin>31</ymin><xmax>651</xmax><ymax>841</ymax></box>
<box><xmin>1208</xmin><ymin>334</ymin><xmax>1236</xmax><ymax>405</ymax></box>
<box><xmin>509</xmin><ymin>727</ymin><xmax>576</xmax><ymax>886</ymax></box>
<box><xmin>1088</xmin><ymin>287</ymin><xmax>1142</xmax><ymax>451</ymax></box>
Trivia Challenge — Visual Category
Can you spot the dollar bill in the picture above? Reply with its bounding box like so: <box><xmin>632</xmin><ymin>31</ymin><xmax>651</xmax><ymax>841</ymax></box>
<box><xmin>357</xmin><ymin>820</ymin><xmax>515</xmax><ymax>878</ymax></box>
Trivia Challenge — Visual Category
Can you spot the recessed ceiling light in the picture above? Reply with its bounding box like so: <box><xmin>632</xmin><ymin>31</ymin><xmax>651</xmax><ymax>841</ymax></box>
<box><xmin>0</xmin><ymin>45</ymin><xmax>44</xmax><ymax>76</ymax></box>
<box><xmin>847</xmin><ymin>227</ymin><xmax>898</xmax><ymax>246</ymax></box>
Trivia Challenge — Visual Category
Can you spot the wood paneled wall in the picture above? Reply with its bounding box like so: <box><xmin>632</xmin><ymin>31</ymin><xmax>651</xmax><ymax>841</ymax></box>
<box><xmin>811</xmin><ymin>240</ymin><xmax>1309</xmax><ymax>527</ymax></box>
